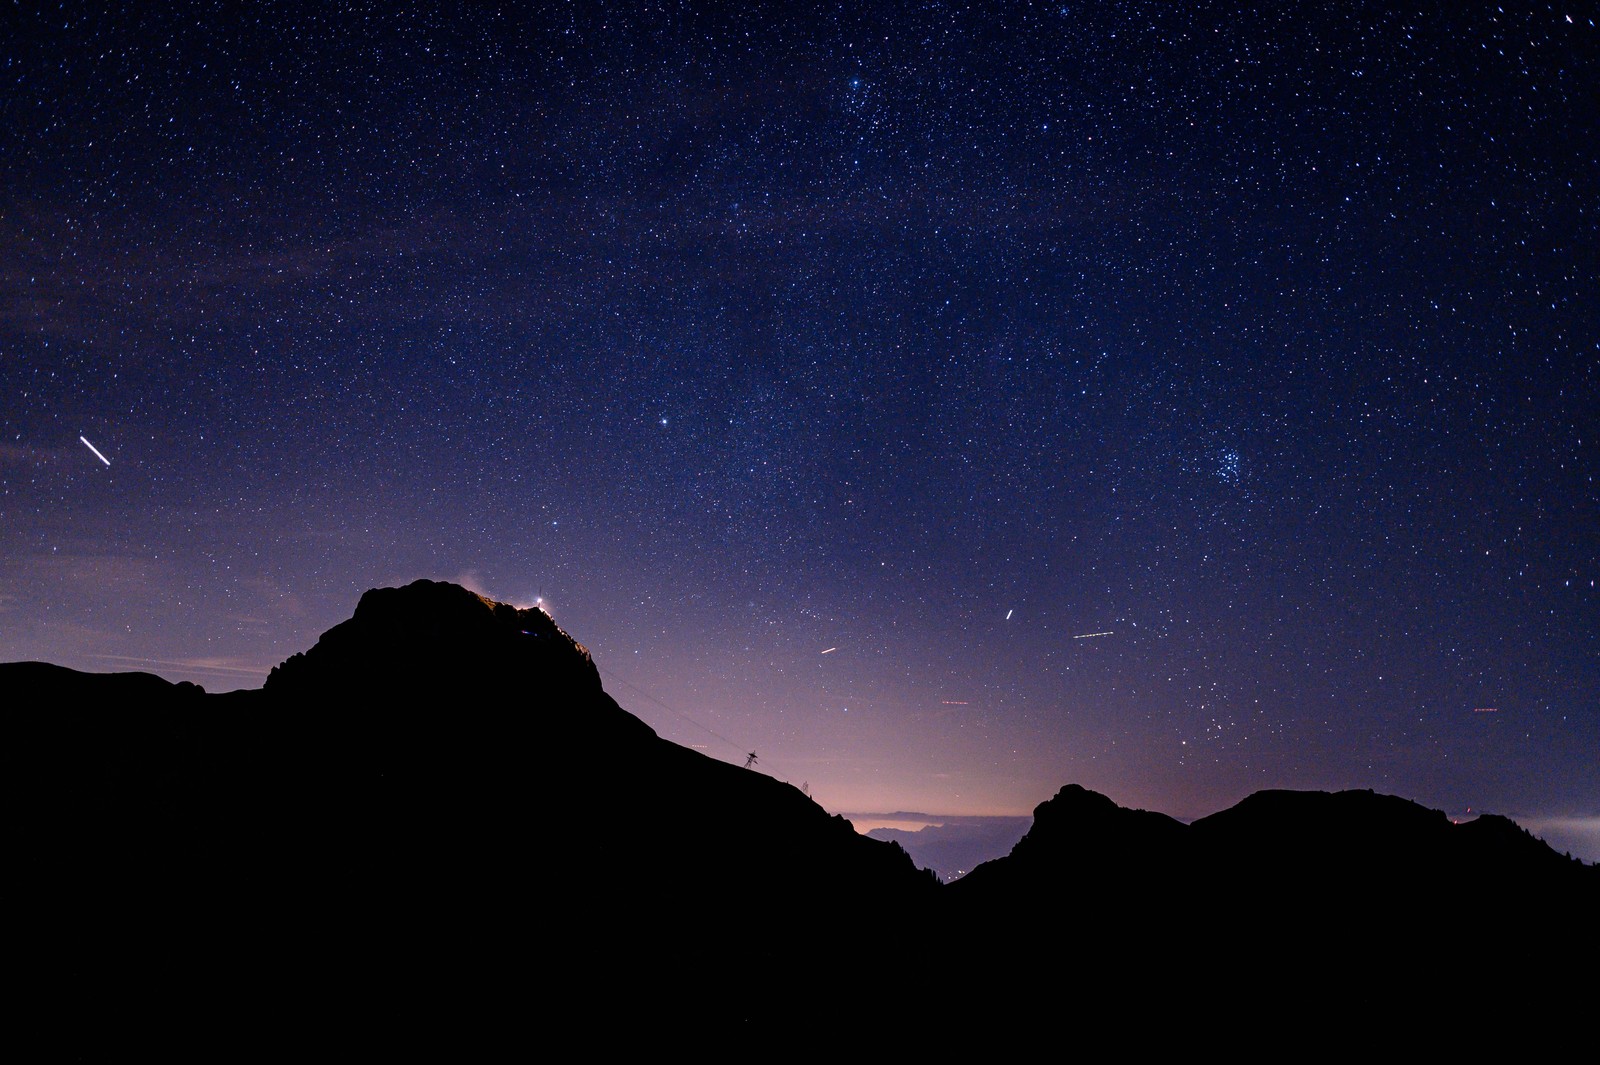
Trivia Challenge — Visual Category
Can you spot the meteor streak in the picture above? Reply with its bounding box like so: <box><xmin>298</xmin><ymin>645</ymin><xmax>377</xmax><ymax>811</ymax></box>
<box><xmin>80</xmin><ymin>435</ymin><xmax>111</xmax><ymax>467</ymax></box>
<box><xmin>820</xmin><ymin>647</ymin><xmax>837</xmax><ymax>654</ymax></box>
<box><xmin>1005</xmin><ymin>609</ymin><xmax>1013</xmax><ymax>620</ymax></box>
<box><xmin>1073</xmin><ymin>631</ymin><xmax>1113</xmax><ymax>639</ymax></box>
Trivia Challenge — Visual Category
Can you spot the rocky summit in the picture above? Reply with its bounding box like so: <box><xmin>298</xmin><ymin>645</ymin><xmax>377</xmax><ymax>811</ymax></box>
<box><xmin>8</xmin><ymin>580</ymin><xmax>934</xmax><ymax>1053</ymax></box>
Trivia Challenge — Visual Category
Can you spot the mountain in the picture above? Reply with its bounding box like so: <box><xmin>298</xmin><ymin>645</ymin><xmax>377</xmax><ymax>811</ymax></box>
<box><xmin>946</xmin><ymin>782</ymin><xmax>1597</xmax><ymax>1033</ymax></box>
<box><xmin>7</xmin><ymin>580</ymin><xmax>935</xmax><ymax>1054</ymax></box>
<box><xmin>8</xmin><ymin>579</ymin><xmax>1593</xmax><ymax>1052</ymax></box>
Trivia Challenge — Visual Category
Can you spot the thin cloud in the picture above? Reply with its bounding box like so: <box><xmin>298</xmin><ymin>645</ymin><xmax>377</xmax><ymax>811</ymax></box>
<box><xmin>91</xmin><ymin>653</ymin><xmax>272</xmax><ymax>681</ymax></box>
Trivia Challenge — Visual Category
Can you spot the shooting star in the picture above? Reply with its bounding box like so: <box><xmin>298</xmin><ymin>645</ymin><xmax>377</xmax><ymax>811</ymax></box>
<box><xmin>80</xmin><ymin>435</ymin><xmax>111</xmax><ymax>467</ymax></box>
<box><xmin>1005</xmin><ymin>609</ymin><xmax>1013</xmax><ymax>620</ymax></box>
<box><xmin>1073</xmin><ymin>631</ymin><xmax>1114</xmax><ymax>639</ymax></box>
<box><xmin>820</xmin><ymin>647</ymin><xmax>837</xmax><ymax>655</ymax></box>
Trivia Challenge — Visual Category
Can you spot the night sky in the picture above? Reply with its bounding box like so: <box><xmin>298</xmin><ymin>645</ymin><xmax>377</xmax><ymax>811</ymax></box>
<box><xmin>4</xmin><ymin>2</ymin><xmax>1597</xmax><ymax>858</ymax></box>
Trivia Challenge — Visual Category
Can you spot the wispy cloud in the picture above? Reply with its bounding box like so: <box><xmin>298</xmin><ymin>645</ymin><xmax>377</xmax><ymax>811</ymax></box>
<box><xmin>90</xmin><ymin>653</ymin><xmax>272</xmax><ymax>680</ymax></box>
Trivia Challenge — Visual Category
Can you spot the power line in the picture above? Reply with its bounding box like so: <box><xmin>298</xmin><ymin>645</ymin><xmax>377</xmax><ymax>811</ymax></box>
<box><xmin>593</xmin><ymin>661</ymin><xmax>749</xmax><ymax>760</ymax></box>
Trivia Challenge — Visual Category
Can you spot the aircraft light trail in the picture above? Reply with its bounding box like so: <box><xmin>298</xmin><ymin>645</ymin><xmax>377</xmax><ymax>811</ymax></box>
<box><xmin>80</xmin><ymin>435</ymin><xmax>111</xmax><ymax>467</ymax></box>
<box><xmin>1073</xmin><ymin>631</ymin><xmax>1113</xmax><ymax>639</ymax></box>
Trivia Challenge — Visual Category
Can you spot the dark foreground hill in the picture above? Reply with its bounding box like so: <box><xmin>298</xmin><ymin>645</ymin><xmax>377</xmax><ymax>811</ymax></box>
<box><xmin>7</xmin><ymin>580</ymin><xmax>1594</xmax><ymax>1052</ymax></box>
<box><xmin>8</xmin><ymin>581</ymin><xmax>934</xmax><ymax>1053</ymax></box>
<box><xmin>947</xmin><ymin>782</ymin><xmax>1596</xmax><ymax>1036</ymax></box>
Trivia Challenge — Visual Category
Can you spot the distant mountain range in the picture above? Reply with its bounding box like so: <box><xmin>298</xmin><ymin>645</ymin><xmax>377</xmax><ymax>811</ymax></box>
<box><xmin>9</xmin><ymin>580</ymin><xmax>1593</xmax><ymax>1052</ymax></box>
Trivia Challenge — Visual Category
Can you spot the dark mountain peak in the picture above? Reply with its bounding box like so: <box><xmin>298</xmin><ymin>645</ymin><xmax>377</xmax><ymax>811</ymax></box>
<box><xmin>10</xmin><ymin>577</ymin><xmax>942</xmax><ymax>1048</ymax></box>
<box><xmin>1190</xmin><ymin>786</ymin><xmax>1454</xmax><ymax>854</ymax></box>
<box><xmin>264</xmin><ymin>578</ymin><xmax>605</xmax><ymax>703</ymax></box>
<box><xmin>1457</xmin><ymin>810</ymin><xmax>1526</xmax><ymax>841</ymax></box>
<box><xmin>955</xmin><ymin>783</ymin><xmax>1598</xmax><ymax>913</ymax></box>
<box><xmin>1035</xmin><ymin>781</ymin><xmax>1120</xmax><ymax>817</ymax></box>
<box><xmin>258</xmin><ymin>578</ymin><xmax>663</xmax><ymax>749</ymax></box>
<box><xmin>946</xmin><ymin>782</ymin><xmax>1597</xmax><ymax>1030</ymax></box>
<box><xmin>950</xmin><ymin>783</ymin><xmax>1187</xmax><ymax>898</ymax></box>
<box><xmin>1021</xmin><ymin>782</ymin><xmax>1187</xmax><ymax>844</ymax></box>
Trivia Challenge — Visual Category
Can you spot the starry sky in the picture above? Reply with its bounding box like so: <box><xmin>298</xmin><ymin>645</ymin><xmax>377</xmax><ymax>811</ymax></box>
<box><xmin>4</xmin><ymin>2</ymin><xmax>1597</xmax><ymax>858</ymax></box>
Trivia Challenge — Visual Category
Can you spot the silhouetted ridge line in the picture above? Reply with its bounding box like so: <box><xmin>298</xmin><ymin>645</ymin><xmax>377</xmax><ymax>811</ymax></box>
<box><xmin>7</xmin><ymin>579</ymin><xmax>938</xmax><ymax>1052</ymax></box>
<box><xmin>6</xmin><ymin>579</ymin><xmax>1593</xmax><ymax>1051</ymax></box>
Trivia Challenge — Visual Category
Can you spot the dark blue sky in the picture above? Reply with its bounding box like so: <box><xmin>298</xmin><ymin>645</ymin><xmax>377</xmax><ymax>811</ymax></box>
<box><xmin>3</xmin><ymin>2</ymin><xmax>1596</xmax><ymax>857</ymax></box>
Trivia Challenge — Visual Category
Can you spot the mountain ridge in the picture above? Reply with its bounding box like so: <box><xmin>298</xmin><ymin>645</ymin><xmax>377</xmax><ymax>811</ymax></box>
<box><xmin>7</xmin><ymin>579</ymin><xmax>1593</xmax><ymax>1050</ymax></box>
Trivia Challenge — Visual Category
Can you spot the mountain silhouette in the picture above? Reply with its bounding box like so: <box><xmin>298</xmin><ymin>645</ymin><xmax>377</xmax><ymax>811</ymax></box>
<box><xmin>946</xmin><ymin>781</ymin><xmax>1596</xmax><ymax>1037</ymax></box>
<box><xmin>7</xmin><ymin>580</ymin><xmax>1593</xmax><ymax>1052</ymax></box>
<box><xmin>8</xmin><ymin>581</ymin><xmax>934</xmax><ymax>1053</ymax></box>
